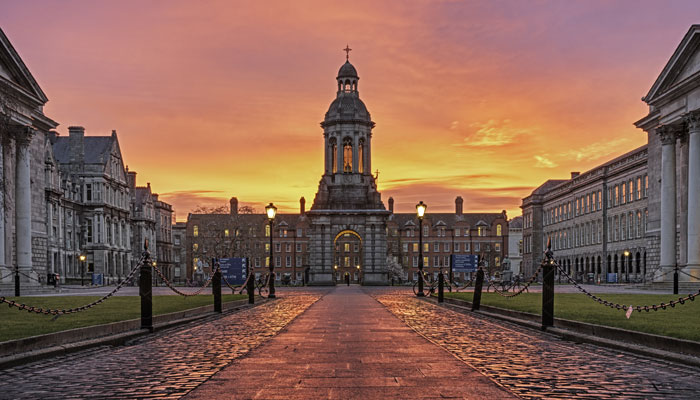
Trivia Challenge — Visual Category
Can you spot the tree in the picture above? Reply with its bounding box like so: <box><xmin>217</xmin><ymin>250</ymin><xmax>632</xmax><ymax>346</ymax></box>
<box><xmin>386</xmin><ymin>256</ymin><xmax>404</xmax><ymax>283</ymax></box>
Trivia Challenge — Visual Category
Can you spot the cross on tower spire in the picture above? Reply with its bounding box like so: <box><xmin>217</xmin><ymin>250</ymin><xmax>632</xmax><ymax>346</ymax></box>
<box><xmin>343</xmin><ymin>44</ymin><xmax>352</xmax><ymax>61</ymax></box>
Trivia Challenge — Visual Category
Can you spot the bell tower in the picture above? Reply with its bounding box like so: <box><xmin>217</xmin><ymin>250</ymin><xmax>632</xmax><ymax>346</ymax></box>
<box><xmin>307</xmin><ymin>49</ymin><xmax>390</xmax><ymax>285</ymax></box>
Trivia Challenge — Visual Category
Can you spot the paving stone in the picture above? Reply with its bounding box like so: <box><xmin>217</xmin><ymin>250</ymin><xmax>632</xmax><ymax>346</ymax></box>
<box><xmin>373</xmin><ymin>288</ymin><xmax>700</xmax><ymax>399</ymax></box>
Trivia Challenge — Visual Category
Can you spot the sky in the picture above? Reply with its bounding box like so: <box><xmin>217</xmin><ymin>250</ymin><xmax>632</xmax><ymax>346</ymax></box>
<box><xmin>2</xmin><ymin>1</ymin><xmax>699</xmax><ymax>220</ymax></box>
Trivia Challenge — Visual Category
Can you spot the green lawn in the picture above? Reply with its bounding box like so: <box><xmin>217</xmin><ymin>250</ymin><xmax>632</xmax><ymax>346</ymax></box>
<box><xmin>444</xmin><ymin>292</ymin><xmax>700</xmax><ymax>342</ymax></box>
<box><xmin>0</xmin><ymin>294</ymin><xmax>246</xmax><ymax>342</ymax></box>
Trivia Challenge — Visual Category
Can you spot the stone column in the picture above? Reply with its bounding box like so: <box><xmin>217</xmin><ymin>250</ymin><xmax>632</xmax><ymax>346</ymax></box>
<box><xmin>0</xmin><ymin>136</ymin><xmax>5</xmax><ymax>275</ymax></box>
<box><xmin>337</xmin><ymin>138</ymin><xmax>344</xmax><ymax>173</ymax></box>
<box><xmin>352</xmin><ymin>135</ymin><xmax>359</xmax><ymax>173</ymax></box>
<box><xmin>15</xmin><ymin>131</ymin><xmax>33</xmax><ymax>277</ymax></box>
<box><xmin>657</xmin><ymin>126</ymin><xmax>677</xmax><ymax>282</ymax></box>
<box><xmin>685</xmin><ymin>112</ymin><xmax>700</xmax><ymax>279</ymax></box>
<box><xmin>366</xmin><ymin>133</ymin><xmax>372</xmax><ymax>175</ymax></box>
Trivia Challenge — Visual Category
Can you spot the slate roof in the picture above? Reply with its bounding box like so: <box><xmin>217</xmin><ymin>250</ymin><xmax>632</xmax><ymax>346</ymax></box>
<box><xmin>388</xmin><ymin>212</ymin><xmax>505</xmax><ymax>229</ymax></box>
<box><xmin>52</xmin><ymin>136</ymin><xmax>114</xmax><ymax>165</ymax></box>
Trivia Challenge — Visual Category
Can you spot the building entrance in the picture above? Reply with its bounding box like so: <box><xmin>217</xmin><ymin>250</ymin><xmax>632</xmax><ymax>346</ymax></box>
<box><xmin>333</xmin><ymin>230</ymin><xmax>362</xmax><ymax>284</ymax></box>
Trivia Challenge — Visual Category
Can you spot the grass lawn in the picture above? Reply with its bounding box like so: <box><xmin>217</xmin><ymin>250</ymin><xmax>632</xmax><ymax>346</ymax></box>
<box><xmin>444</xmin><ymin>292</ymin><xmax>700</xmax><ymax>342</ymax></box>
<box><xmin>0</xmin><ymin>294</ymin><xmax>246</xmax><ymax>343</ymax></box>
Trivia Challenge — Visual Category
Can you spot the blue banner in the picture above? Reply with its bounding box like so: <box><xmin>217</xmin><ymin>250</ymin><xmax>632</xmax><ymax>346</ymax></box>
<box><xmin>92</xmin><ymin>273</ymin><xmax>103</xmax><ymax>286</ymax></box>
<box><xmin>219</xmin><ymin>258</ymin><xmax>247</xmax><ymax>285</ymax></box>
<box><xmin>451</xmin><ymin>254</ymin><xmax>479</xmax><ymax>272</ymax></box>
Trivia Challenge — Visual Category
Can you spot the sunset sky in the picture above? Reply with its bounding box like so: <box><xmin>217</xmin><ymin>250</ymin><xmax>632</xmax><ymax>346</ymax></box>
<box><xmin>2</xmin><ymin>1</ymin><xmax>700</xmax><ymax>220</ymax></box>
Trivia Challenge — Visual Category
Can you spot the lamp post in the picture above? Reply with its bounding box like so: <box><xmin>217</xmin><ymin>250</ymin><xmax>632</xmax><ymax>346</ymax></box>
<box><xmin>356</xmin><ymin>264</ymin><xmax>360</xmax><ymax>284</ymax></box>
<box><xmin>334</xmin><ymin>265</ymin><xmax>338</xmax><ymax>283</ymax></box>
<box><xmin>79</xmin><ymin>254</ymin><xmax>86</xmax><ymax>286</ymax></box>
<box><xmin>265</xmin><ymin>202</ymin><xmax>277</xmax><ymax>299</ymax></box>
<box><xmin>623</xmin><ymin>250</ymin><xmax>630</xmax><ymax>283</ymax></box>
<box><xmin>416</xmin><ymin>201</ymin><xmax>427</xmax><ymax>297</ymax></box>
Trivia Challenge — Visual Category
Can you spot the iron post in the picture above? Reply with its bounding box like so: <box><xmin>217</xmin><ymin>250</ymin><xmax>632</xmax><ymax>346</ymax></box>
<box><xmin>213</xmin><ymin>258</ymin><xmax>222</xmax><ymax>313</ymax></box>
<box><xmin>542</xmin><ymin>241</ymin><xmax>555</xmax><ymax>330</ymax></box>
<box><xmin>472</xmin><ymin>265</ymin><xmax>484</xmax><ymax>311</ymax></box>
<box><xmin>140</xmin><ymin>240</ymin><xmax>153</xmax><ymax>332</ymax></box>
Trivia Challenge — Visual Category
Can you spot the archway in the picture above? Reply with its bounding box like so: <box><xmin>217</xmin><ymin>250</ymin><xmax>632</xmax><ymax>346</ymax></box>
<box><xmin>333</xmin><ymin>230</ymin><xmax>363</xmax><ymax>284</ymax></box>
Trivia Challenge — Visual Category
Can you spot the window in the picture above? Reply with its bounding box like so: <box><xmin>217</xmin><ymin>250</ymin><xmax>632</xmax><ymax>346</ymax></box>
<box><xmin>193</xmin><ymin>243</ymin><xmax>198</xmax><ymax>252</ymax></box>
<box><xmin>193</xmin><ymin>225</ymin><xmax>198</xmax><ymax>237</ymax></box>
<box><xmin>286</xmin><ymin>256</ymin><xmax>291</xmax><ymax>267</ymax></box>
<box><xmin>265</xmin><ymin>243</ymin><xmax>270</xmax><ymax>252</ymax></box>
<box><xmin>455</xmin><ymin>243</ymin><xmax>460</xmax><ymax>252</ymax></box>
<box><xmin>455</xmin><ymin>228</ymin><xmax>460</xmax><ymax>236</ymax></box>
<box><xmin>286</xmin><ymin>243</ymin><xmax>291</xmax><ymax>252</ymax></box>
<box><xmin>358</xmin><ymin>138</ymin><xmax>364</xmax><ymax>173</ymax></box>
<box><xmin>413</xmin><ymin>256</ymin><xmax>418</xmax><ymax>267</ymax></box>
<box><xmin>444</xmin><ymin>243</ymin><xmax>450</xmax><ymax>252</ymax></box>
<box><xmin>275</xmin><ymin>256</ymin><xmax>280</xmax><ymax>267</ymax></box>
<box><xmin>423</xmin><ymin>226</ymin><xmax>429</xmax><ymax>237</ymax></box>
<box><xmin>597</xmin><ymin>190</ymin><xmax>602</xmax><ymax>210</ymax></box>
<box><xmin>614</xmin><ymin>186</ymin><xmax>619</xmax><ymax>206</ymax></box>
<box><xmin>433</xmin><ymin>242</ymin><xmax>439</xmax><ymax>252</ymax></box>
<box><xmin>354</xmin><ymin>243</ymin><xmax>359</xmax><ymax>252</ymax></box>
<box><xmin>265</xmin><ymin>225</ymin><xmax>270</xmax><ymax>237</ymax></box>
<box><xmin>296</xmin><ymin>243</ymin><xmax>302</xmax><ymax>252</ymax></box>
<box><xmin>296</xmin><ymin>228</ymin><xmax>302</xmax><ymax>237</ymax></box>
<box><xmin>413</xmin><ymin>243</ymin><xmax>418</xmax><ymax>252</ymax></box>
<box><xmin>275</xmin><ymin>243</ymin><xmax>281</xmax><ymax>252</ymax></box>
<box><xmin>465</xmin><ymin>243</ymin><xmax>470</xmax><ymax>252</ymax></box>
<box><xmin>496</xmin><ymin>224</ymin><xmax>502</xmax><ymax>236</ymax></box>
<box><xmin>475</xmin><ymin>243</ymin><xmax>480</xmax><ymax>252</ymax></box>
<box><xmin>644</xmin><ymin>175</ymin><xmax>648</xmax><ymax>197</ymax></box>
<box><xmin>621</xmin><ymin>183</ymin><xmax>626</xmax><ymax>205</ymax></box>
<box><xmin>330</xmin><ymin>138</ymin><xmax>337</xmax><ymax>173</ymax></box>
<box><xmin>424</xmin><ymin>243</ymin><xmax>429</xmax><ymax>252</ymax></box>
<box><xmin>495</xmin><ymin>243</ymin><xmax>500</xmax><ymax>252</ymax></box>
<box><xmin>344</xmin><ymin>256</ymin><xmax>350</xmax><ymax>267</ymax></box>
<box><xmin>423</xmin><ymin>256</ymin><xmax>429</xmax><ymax>267</ymax></box>
<box><xmin>296</xmin><ymin>256</ymin><xmax>302</xmax><ymax>266</ymax></box>
<box><xmin>86</xmin><ymin>184</ymin><xmax>92</xmax><ymax>202</ymax></box>
<box><xmin>402</xmin><ymin>243</ymin><xmax>408</xmax><ymax>252</ymax></box>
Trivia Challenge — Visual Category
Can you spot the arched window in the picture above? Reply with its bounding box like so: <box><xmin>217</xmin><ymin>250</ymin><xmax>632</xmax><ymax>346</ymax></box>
<box><xmin>343</xmin><ymin>138</ymin><xmax>352</xmax><ymax>172</ymax></box>
<box><xmin>358</xmin><ymin>138</ymin><xmax>364</xmax><ymax>173</ymax></box>
<box><xmin>496</xmin><ymin>224</ymin><xmax>502</xmax><ymax>236</ymax></box>
<box><xmin>193</xmin><ymin>225</ymin><xmax>198</xmax><ymax>237</ymax></box>
<box><xmin>330</xmin><ymin>138</ymin><xmax>337</xmax><ymax>174</ymax></box>
<box><xmin>265</xmin><ymin>224</ymin><xmax>270</xmax><ymax>237</ymax></box>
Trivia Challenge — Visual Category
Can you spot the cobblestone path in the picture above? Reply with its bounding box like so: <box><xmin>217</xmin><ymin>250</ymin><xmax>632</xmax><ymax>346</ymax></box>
<box><xmin>375</xmin><ymin>292</ymin><xmax>700</xmax><ymax>399</ymax></box>
<box><xmin>0</xmin><ymin>293</ymin><xmax>319</xmax><ymax>399</ymax></box>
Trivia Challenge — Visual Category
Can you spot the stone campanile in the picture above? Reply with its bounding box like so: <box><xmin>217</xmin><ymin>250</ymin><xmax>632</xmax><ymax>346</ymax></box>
<box><xmin>307</xmin><ymin>50</ymin><xmax>390</xmax><ymax>285</ymax></box>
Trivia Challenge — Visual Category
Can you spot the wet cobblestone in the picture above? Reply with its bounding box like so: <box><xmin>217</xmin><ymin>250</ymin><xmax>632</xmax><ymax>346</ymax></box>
<box><xmin>375</xmin><ymin>291</ymin><xmax>700</xmax><ymax>399</ymax></box>
<box><xmin>0</xmin><ymin>293</ymin><xmax>319</xmax><ymax>399</ymax></box>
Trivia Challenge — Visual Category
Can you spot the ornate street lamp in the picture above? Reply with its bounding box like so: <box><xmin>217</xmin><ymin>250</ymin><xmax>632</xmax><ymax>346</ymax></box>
<box><xmin>416</xmin><ymin>201</ymin><xmax>427</xmax><ymax>297</ymax></box>
<box><xmin>79</xmin><ymin>254</ymin><xmax>87</xmax><ymax>286</ymax></box>
<box><xmin>624</xmin><ymin>250</ymin><xmax>630</xmax><ymax>283</ymax></box>
<box><xmin>265</xmin><ymin>202</ymin><xmax>277</xmax><ymax>298</ymax></box>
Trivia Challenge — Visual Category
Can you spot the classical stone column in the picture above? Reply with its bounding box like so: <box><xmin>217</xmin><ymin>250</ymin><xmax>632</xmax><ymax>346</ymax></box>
<box><xmin>352</xmin><ymin>135</ymin><xmax>359</xmax><ymax>174</ymax></box>
<box><xmin>15</xmin><ymin>131</ymin><xmax>33</xmax><ymax>276</ymax></box>
<box><xmin>0</xmin><ymin>136</ymin><xmax>5</xmax><ymax>277</ymax></box>
<box><xmin>336</xmin><ymin>138</ymin><xmax>343</xmax><ymax>173</ymax></box>
<box><xmin>657</xmin><ymin>126</ymin><xmax>677</xmax><ymax>282</ymax></box>
<box><xmin>685</xmin><ymin>112</ymin><xmax>700</xmax><ymax>279</ymax></box>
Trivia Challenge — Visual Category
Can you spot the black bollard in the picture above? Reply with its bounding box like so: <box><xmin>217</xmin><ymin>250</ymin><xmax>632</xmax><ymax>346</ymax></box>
<box><xmin>14</xmin><ymin>268</ymin><xmax>20</xmax><ymax>297</ymax></box>
<box><xmin>673</xmin><ymin>267</ymin><xmax>679</xmax><ymax>295</ymax></box>
<box><xmin>472</xmin><ymin>268</ymin><xmax>484</xmax><ymax>311</ymax></box>
<box><xmin>213</xmin><ymin>258</ymin><xmax>222</xmax><ymax>313</ymax></box>
<box><xmin>438</xmin><ymin>271</ymin><xmax>444</xmax><ymax>303</ymax></box>
<box><xmin>542</xmin><ymin>260</ymin><xmax>555</xmax><ymax>330</ymax></box>
<box><xmin>140</xmin><ymin>246</ymin><xmax>153</xmax><ymax>332</ymax></box>
<box><xmin>247</xmin><ymin>263</ymin><xmax>255</xmax><ymax>304</ymax></box>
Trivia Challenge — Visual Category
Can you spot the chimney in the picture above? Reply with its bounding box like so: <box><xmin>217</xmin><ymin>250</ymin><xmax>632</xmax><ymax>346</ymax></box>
<box><xmin>388</xmin><ymin>197</ymin><xmax>394</xmax><ymax>213</ymax></box>
<box><xmin>571</xmin><ymin>171</ymin><xmax>580</xmax><ymax>179</ymax></box>
<box><xmin>455</xmin><ymin>196</ymin><xmax>463</xmax><ymax>215</ymax></box>
<box><xmin>230</xmin><ymin>197</ymin><xmax>238</xmax><ymax>215</ymax></box>
<box><xmin>300</xmin><ymin>197</ymin><xmax>306</xmax><ymax>215</ymax></box>
<box><xmin>68</xmin><ymin>126</ymin><xmax>85</xmax><ymax>165</ymax></box>
<box><xmin>48</xmin><ymin>130</ymin><xmax>58</xmax><ymax>144</ymax></box>
<box><xmin>127</xmin><ymin>170</ymin><xmax>137</xmax><ymax>190</ymax></box>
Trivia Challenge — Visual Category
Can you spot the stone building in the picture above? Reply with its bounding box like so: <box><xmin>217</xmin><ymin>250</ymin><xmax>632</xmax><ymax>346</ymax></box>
<box><xmin>52</xmin><ymin>127</ymin><xmax>133</xmax><ymax>283</ymax></box>
<box><xmin>506</xmin><ymin>216</ymin><xmax>523</xmax><ymax>276</ymax></box>
<box><xmin>172</xmin><ymin>221</ymin><xmax>187</xmax><ymax>283</ymax></box>
<box><xmin>635</xmin><ymin>24</ymin><xmax>700</xmax><ymax>284</ymax></box>
<box><xmin>521</xmin><ymin>147</ymin><xmax>649</xmax><ymax>283</ymax></box>
<box><xmin>127</xmin><ymin>171</ymin><xmax>157</xmax><ymax>269</ymax></box>
<box><xmin>153</xmin><ymin>194</ymin><xmax>174</xmax><ymax>281</ymax></box>
<box><xmin>1</xmin><ymin>27</ymin><xmax>59</xmax><ymax>287</ymax></box>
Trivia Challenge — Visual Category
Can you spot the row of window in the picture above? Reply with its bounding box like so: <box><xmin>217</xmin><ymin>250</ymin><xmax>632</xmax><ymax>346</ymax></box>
<box><xmin>545</xmin><ymin>208</ymin><xmax>647</xmax><ymax>251</ymax></box>
<box><xmin>544</xmin><ymin>175</ymin><xmax>648</xmax><ymax>227</ymax></box>
<box><xmin>401</xmin><ymin>225</ymin><xmax>502</xmax><ymax>238</ymax></box>
<box><xmin>399</xmin><ymin>241</ymin><xmax>501</xmax><ymax>253</ymax></box>
<box><xmin>397</xmin><ymin>255</ymin><xmax>501</xmax><ymax>268</ymax></box>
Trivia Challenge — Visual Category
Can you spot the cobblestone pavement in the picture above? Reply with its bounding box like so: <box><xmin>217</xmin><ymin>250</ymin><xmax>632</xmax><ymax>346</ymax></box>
<box><xmin>0</xmin><ymin>292</ymin><xmax>321</xmax><ymax>399</ymax></box>
<box><xmin>373</xmin><ymin>289</ymin><xmax>700</xmax><ymax>399</ymax></box>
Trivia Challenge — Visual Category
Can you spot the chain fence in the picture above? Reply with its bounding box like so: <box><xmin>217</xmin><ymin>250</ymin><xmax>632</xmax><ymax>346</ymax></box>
<box><xmin>678</xmin><ymin>268</ymin><xmax>700</xmax><ymax>281</ymax></box>
<box><xmin>486</xmin><ymin>264</ymin><xmax>542</xmax><ymax>298</ymax></box>
<box><xmin>151</xmin><ymin>263</ymin><xmax>215</xmax><ymax>297</ymax></box>
<box><xmin>555</xmin><ymin>262</ymin><xmax>700</xmax><ymax>316</ymax></box>
<box><xmin>0</xmin><ymin>255</ymin><xmax>145</xmax><ymax>318</ymax></box>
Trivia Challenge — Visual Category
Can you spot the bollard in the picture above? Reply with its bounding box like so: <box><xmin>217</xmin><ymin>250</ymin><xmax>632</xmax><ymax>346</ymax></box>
<box><xmin>438</xmin><ymin>271</ymin><xmax>444</xmax><ymax>303</ymax></box>
<box><xmin>14</xmin><ymin>268</ymin><xmax>20</xmax><ymax>297</ymax></box>
<box><xmin>542</xmin><ymin>260</ymin><xmax>555</xmax><ymax>330</ymax></box>
<box><xmin>472</xmin><ymin>268</ymin><xmax>484</xmax><ymax>311</ymax></box>
<box><xmin>673</xmin><ymin>267</ymin><xmax>679</xmax><ymax>295</ymax></box>
<box><xmin>247</xmin><ymin>268</ymin><xmax>255</xmax><ymax>304</ymax></box>
<box><xmin>213</xmin><ymin>258</ymin><xmax>222</xmax><ymax>313</ymax></box>
<box><xmin>140</xmin><ymin>246</ymin><xmax>153</xmax><ymax>332</ymax></box>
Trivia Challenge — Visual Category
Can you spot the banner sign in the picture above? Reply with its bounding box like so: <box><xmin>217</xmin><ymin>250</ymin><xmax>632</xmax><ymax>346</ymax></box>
<box><xmin>451</xmin><ymin>254</ymin><xmax>479</xmax><ymax>272</ymax></box>
<box><xmin>219</xmin><ymin>258</ymin><xmax>247</xmax><ymax>285</ymax></box>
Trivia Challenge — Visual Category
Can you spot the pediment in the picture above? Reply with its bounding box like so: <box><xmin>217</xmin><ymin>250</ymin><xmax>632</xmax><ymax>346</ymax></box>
<box><xmin>0</xmin><ymin>28</ymin><xmax>48</xmax><ymax>104</ymax></box>
<box><xmin>644</xmin><ymin>25</ymin><xmax>700</xmax><ymax>104</ymax></box>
